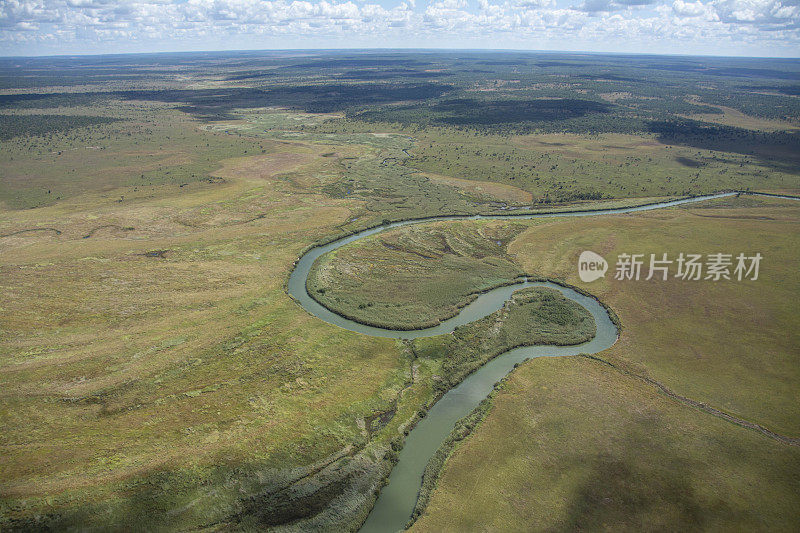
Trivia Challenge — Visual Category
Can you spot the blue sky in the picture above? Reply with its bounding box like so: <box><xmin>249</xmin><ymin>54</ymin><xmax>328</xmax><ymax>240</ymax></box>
<box><xmin>1</xmin><ymin>0</ymin><xmax>799</xmax><ymax>57</ymax></box>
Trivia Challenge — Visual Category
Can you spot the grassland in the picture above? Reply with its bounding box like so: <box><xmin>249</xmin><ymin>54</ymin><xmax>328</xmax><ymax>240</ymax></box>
<box><xmin>399</xmin><ymin>129</ymin><xmax>798</xmax><ymax>201</ymax></box>
<box><xmin>508</xmin><ymin>194</ymin><xmax>800</xmax><ymax>435</ymax></box>
<box><xmin>313</xmin><ymin>195</ymin><xmax>800</xmax><ymax>434</ymax></box>
<box><xmin>307</xmin><ymin>221</ymin><xmax>527</xmax><ymax>329</ymax></box>
<box><xmin>307</xmin><ymin>195</ymin><xmax>800</xmax><ymax>529</ymax></box>
<box><xmin>0</xmin><ymin>101</ymin><xmax>280</xmax><ymax>210</ymax></box>
<box><xmin>411</xmin><ymin>286</ymin><xmax>595</xmax><ymax>392</ymax></box>
<box><xmin>0</xmin><ymin>101</ymin><xmax>439</xmax><ymax>529</ymax></box>
<box><xmin>0</xmin><ymin>95</ymin><xmax>602</xmax><ymax>531</ymax></box>
<box><xmin>681</xmin><ymin>98</ymin><xmax>800</xmax><ymax>132</ymax></box>
<box><xmin>412</xmin><ymin>356</ymin><xmax>800</xmax><ymax>532</ymax></box>
<box><xmin>2</xmin><ymin>51</ymin><xmax>799</xmax><ymax>530</ymax></box>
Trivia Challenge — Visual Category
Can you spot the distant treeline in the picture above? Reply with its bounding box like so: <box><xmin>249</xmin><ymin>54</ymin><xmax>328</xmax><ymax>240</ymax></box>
<box><xmin>649</xmin><ymin>119</ymin><xmax>800</xmax><ymax>165</ymax></box>
<box><xmin>0</xmin><ymin>84</ymin><xmax>455</xmax><ymax>120</ymax></box>
<box><xmin>1</xmin><ymin>51</ymin><xmax>798</xmax><ymax>168</ymax></box>
<box><xmin>0</xmin><ymin>114</ymin><xmax>119</xmax><ymax>140</ymax></box>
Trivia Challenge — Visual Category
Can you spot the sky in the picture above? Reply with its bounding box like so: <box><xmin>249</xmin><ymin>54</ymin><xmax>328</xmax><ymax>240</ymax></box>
<box><xmin>1</xmin><ymin>0</ymin><xmax>799</xmax><ymax>58</ymax></box>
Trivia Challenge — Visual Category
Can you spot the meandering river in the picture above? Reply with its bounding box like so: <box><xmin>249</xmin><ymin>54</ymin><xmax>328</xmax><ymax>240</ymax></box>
<box><xmin>286</xmin><ymin>192</ymin><xmax>753</xmax><ymax>532</ymax></box>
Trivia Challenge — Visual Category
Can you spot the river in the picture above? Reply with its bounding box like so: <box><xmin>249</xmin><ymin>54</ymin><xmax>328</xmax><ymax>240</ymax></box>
<box><xmin>286</xmin><ymin>191</ymin><xmax>783</xmax><ymax>532</ymax></box>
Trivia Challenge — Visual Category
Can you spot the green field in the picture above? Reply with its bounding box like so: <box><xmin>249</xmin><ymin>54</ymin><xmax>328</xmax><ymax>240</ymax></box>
<box><xmin>307</xmin><ymin>221</ymin><xmax>527</xmax><ymax>329</ymax></box>
<box><xmin>0</xmin><ymin>131</ymin><xmax>409</xmax><ymax>529</ymax></box>
<box><xmin>304</xmin><ymin>195</ymin><xmax>800</xmax><ymax>434</ymax></box>
<box><xmin>301</xmin><ymin>195</ymin><xmax>800</xmax><ymax>530</ymax></box>
<box><xmin>413</xmin><ymin>356</ymin><xmax>800</xmax><ymax>532</ymax></box>
<box><xmin>402</xmin><ymin>130</ymin><xmax>799</xmax><ymax>201</ymax></box>
<box><xmin>1</xmin><ymin>51</ymin><xmax>799</xmax><ymax>530</ymax></box>
<box><xmin>412</xmin><ymin>286</ymin><xmax>596</xmax><ymax>393</ymax></box>
<box><xmin>0</xmin><ymin>82</ymin><xmax>616</xmax><ymax>531</ymax></box>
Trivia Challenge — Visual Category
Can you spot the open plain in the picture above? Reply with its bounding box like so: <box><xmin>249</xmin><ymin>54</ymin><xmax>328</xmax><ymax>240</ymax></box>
<box><xmin>1</xmin><ymin>51</ymin><xmax>799</xmax><ymax>531</ymax></box>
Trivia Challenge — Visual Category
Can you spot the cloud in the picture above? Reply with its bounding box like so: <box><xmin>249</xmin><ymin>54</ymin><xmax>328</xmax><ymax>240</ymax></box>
<box><xmin>574</xmin><ymin>0</ymin><xmax>614</xmax><ymax>11</ymax></box>
<box><xmin>714</xmin><ymin>0</ymin><xmax>799</xmax><ymax>25</ymax></box>
<box><xmin>672</xmin><ymin>0</ymin><xmax>712</xmax><ymax>16</ymax></box>
<box><xmin>513</xmin><ymin>0</ymin><xmax>557</xmax><ymax>8</ymax></box>
<box><xmin>428</xmin><ymin>0</ymin><xmax>467</xmax><ymax>9</ymax></box>
<box><xmin>0</xmin><ymin>0</ymin><xmax>797</xmax><ymax>54</ymax></box>
<box><xmin>573</xmin><ymin>0</ymin><xmax>658</xmax><ymax>12</ymax></box>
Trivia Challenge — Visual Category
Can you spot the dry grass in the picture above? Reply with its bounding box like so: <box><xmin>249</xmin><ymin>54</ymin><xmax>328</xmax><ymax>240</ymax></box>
<box><xmin>0</xmin><ymin>132</ymin><xmax>411</xmax><ymax>527</ymax></box>
<box><xmin>508</xmin><ymin>195</ymin><xmax>800</xmax><ymax>435</ymax></box>
<box><xmin>412</xmin><ymin>198</ymin><xmax>800</xmax><ymax>532</ymax></box>
<box><xmin>412</xmin><ymin>356</ymin><xmax>800</xmax><ymax>532</ymax></box>
<box><xmin>682</xmin><ymin>97</ymin><xmax>800</xmax><ymax>131</ymax></box>
<box><xmin>422</xmin><ymin>172</ymin><xmax>533</xmax><ymax>204</ymax></box>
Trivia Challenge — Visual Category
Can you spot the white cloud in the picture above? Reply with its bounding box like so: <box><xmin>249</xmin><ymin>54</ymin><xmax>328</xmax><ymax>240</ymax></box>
<box><xmin>714</xmin><ymin>0</ymin><xmax>799</xmax><ymax>25</ymax></box>
<box><xmin>514</xmin><ymin>0</ymin><xmax>557</xmax><ymax>9</ymax></box>
<box><xmin>673</xmin><ymin>0</ymin><xmax>712</xmax><ymax>17</ymax></box>
<box><xmin>573</xmin><ymin>0</ymin><xmax>658</xmax><ymax>13</ymax></box>
<box><xmin>0</xmin><ymin>0</ymin><xmax>797</xmax><ymax>55</ymax></box>
<box><xmin>429</xmin><ymin>0</ymin><xmax>467</xmax><ymax>9</ymax></box>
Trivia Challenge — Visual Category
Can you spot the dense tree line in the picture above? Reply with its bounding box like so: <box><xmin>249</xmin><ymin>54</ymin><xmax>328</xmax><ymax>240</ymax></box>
<box><xmin>0</xmin><ymin>114</ymin><xmax>119</xmax><ymax>140</ymax></box>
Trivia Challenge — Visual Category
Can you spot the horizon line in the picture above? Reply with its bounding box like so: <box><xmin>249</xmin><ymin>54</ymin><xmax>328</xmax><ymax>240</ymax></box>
<box><xmin>3</xmin><ymin>46</ymin><xmax>799</xmax><ymax>62</ymax></box>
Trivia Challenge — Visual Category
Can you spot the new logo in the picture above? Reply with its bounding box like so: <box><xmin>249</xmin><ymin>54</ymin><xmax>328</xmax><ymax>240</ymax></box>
<box><xmin>578</xmin><ymin>250</ymin><xmax>607</xmax><ymax>282</ymax></box>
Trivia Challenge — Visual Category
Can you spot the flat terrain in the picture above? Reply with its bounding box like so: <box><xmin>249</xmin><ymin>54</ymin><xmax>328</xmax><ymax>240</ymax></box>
<box><xmin>410</xmin><ymin>197</ymin><xmax>800</xmax><ymax>529</ymax></box>
<box><xmin>510</xmin><ymin>195</ymin><xmax>800</xmax><ymax>435</ymax></box>
<box><xmin>412</xmin><ymin>356</ymin><xmax>800</xmax><ymax>532</ymax></box>
<box><xmin>307</xmin><ymin>221</ymin><xmax>527</xmax><ymax>329</ymax></box>
<box><xmin>308</xmin><ymin>196</ymin><xmax>800</xmax><ymax>529</ymax></box>
<box><xmin>0</xmin><ymin>132</ymin><xmax>411</xmax><ymax>529</ymax></box>
<box><xmin>403</xmin><ymin>130</ymin><xmax>799</xmax><ymax>201</ymax></box>
<box><xmin>1</xmin><ymin>51</ymin><xmax>799</xmax><ymax>530</ymax></box>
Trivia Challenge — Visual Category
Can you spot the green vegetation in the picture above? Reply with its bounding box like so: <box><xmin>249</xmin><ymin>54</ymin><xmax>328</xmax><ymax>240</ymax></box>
<box><xmin>412</xmin><ymin>287</ymin><xmax>595</xmax><ymax>392</ymax></box>
<box><xmin>298</xmin><ymin>195</ymin><xmax>800</xmax><ymax>530</ymax></box>
<box><xmin>1</xmin><ymin>50</ymin><xmax>798</xmax><ymax>530</ymax></box>
<box><xmin>0</xmin><ymin>103</ymin><xmax>274</xmax><ymax>209</ymax></box>
<box><xmin>0</xmin><ymin>138</ymin><xmax>408</xmax><ymax>529</ymax></box>
<box><xmin>354</xmin><ymin>97</ymin><xmax>621</xmax><ymax>132</ymax></box>
<box><xmin>410</xmin><ymin>196</ymin><xmax>800</xmax><ymax>530</ymax></box>
<box><xmin>307</xmin><ymin>221</ymin><xmax>526</xmax><ymax>329</ymax></box>
<box><xmin>0</xmin><ymin>114</ymin><xmax>120</xmax><ymax>140</ymax></box>
<box><xmin>3</xmin><ymin>50</ymin><xmax>799</xmax><ymax>212</ymax></box>
<box><xmin>412</xmin><ymin>356</ymin><xmax>800</xmax><ymax>532</ymax></box>
<box><xmin>0</xmin><ymin>55</ymin><xmax>606</xmax><ymax>530</ymax></box>
<box><xmin>396</xmin><ymin>129</ymin><xmax>798</xmax><ymax>201</ymax></box>
<box><xmin>510</xmin><ymin>195</ymin><xmax>800</xmax><ymax>435</ymax></box>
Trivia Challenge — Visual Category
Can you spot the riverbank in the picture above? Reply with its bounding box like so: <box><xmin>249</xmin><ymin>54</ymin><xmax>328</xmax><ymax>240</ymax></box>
<box><xmin>285</xmin><ymin>191</ymin><xmax>798</xmax><ymax>532</ymax></box>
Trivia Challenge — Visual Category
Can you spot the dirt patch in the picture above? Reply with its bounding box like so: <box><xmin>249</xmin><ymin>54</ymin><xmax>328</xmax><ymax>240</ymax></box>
<box><xmin>682</xmin><ymin>97</ymin><xmax>800</xmax><ymax>132</ymax></box>
<box><xmin>214</xmin><ymin>150</ymin><xmax>316</xmax><ymax>182</ymax></box>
